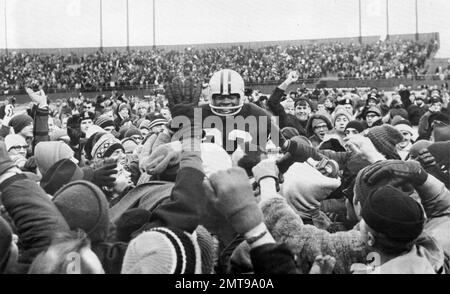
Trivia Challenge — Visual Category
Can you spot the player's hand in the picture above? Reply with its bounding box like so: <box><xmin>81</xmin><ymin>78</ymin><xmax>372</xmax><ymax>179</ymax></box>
<box><xmin>287</xmin><ymin>71</ymin><xmax>299</xmax><ymax>83</ymax></box>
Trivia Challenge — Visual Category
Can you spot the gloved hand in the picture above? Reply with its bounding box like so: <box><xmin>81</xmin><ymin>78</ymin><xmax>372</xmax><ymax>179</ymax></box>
<box><xmin>0</xmin><ymin>142</ymin><xmax>15</xmax><ymax>176</ymax></box>
<box><xmin>92</xmin><ymin>163</ymin><xmax>118</xmax><ymax>188</ymax></box>
<box><xmin>283</xmin><ymin>162</ymin><xmax>341</xmax><ymax>215</ymax></box>
<box><xmin>203</xmin><ymin>168</ymin><xmax>263</xmax><ymax>235</ymax></box>
<box><xmin>252</xmin><ymin>159</ymin><xmax>279</xmax><ymax>186</ymax></box>
<box><xmin>344</xmin><ymin>134</ymin><xmax>385</xmax><ymax>163</ymax></box>
<box><xmin>25</xmin><ymin>87</ymin><xmax>48</xmax><ymax>106</ymax></box>
<box><xmin>140</xmin><ymin>141</ymin><xmax>182</xmax><ymax>175</ymax></box>
<box><xmin>417</xmin><ymin>149</ymin><xmax>437</xmax><ymax>168</ymax></box>
<box><xmin>282</xmin><ymin>136</ymin><xmax>315</xmax><ymax>162</ymax></box>
<box><xmin>165</xmin><ymin>75</ymin><xmax>202</xmax><ymax>117</ymax></box>
<box><xmin>362</xmin><ymin>160</ymin><xmax>428</xmax><ymax>187</ymax></box>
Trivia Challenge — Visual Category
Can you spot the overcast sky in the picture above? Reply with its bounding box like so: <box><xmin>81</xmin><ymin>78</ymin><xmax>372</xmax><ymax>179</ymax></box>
<box><xmin>1</xmin><ymin>0</ymin><xmax>449</xmax><ymax>57</ymax></box>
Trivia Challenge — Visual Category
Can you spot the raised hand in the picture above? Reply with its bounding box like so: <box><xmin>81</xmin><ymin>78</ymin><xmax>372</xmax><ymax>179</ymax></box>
<box><xmin>164</xmin><ymin>75</ymin><xmax>202</xmax><ymax>118</ymax></box>
<box><xmin>202</xmin><ymin>167</ymin><xmax>262</xmax><ymax>235</ymax></box>
<box><xmin>25</xmin><ymin>87</ymin><xmax>48</xmax><ymax>107</ymax></box>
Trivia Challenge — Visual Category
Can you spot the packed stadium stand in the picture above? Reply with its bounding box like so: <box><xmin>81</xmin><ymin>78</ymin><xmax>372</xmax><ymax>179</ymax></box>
<box><xmin>0</xmin><ymin>33</ymin><xmax>446</xmax><ymax>103</ymax></box>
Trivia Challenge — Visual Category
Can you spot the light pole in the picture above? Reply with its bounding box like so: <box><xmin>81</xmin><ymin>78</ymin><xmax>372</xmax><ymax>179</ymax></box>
<box><xmin>415</xmin><ymin>0</ymin><xmax>419</xmax><ymax>41</ymax></box>
<box><xmin>153</xmin><ymin>0</ymin><xmax>156</xmax><ymax>49</ymax></box>
<box><xmin>358</xmin><ymin>0</ymin><xmax>362</xmax><ymax>44</ymax></box>
<box><xmin>386</xmin><ymin>0</ymin><xmax>390</xmax><ymax>40</ymax></box>
<box><xmin>4</xmin><ymin>0</ymin><xmax>7</xmax><ymax>54</ymax></box>
<box><xmin>100</xmin><ymin>0</ymin><xmax>103</xmax><ymax>52</ymax></box>
<box><xmin>126</xmin><ymin>0</ymin><xmax>130</xmax><ymax>52</ymax></box>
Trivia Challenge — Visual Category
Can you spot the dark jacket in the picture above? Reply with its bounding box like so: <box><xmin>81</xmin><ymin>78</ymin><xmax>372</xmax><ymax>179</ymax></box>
<box><xmin>250</xmin><ymin>243</ymin><xmax>300</xmax><ymax>274</ymax></box>
<box><xmin>267</xmin><ymin>87</ymin><xmax>307</xmax><ymax>136</ymax></box>
<box><xmin>0</xmin><ymin>174</ymin><xmax>71</xmax><ymax>271</ymax></box>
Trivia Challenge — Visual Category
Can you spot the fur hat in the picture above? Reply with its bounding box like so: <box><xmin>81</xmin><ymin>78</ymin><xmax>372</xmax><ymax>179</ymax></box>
<box><xmin>121</xmin><ymin>227</ymin><xmax>202</xmax><ymax>274</ymax></box>
<box><xmin>35</xmin><ymin>141</ymin><xmax>74</xmax><ymax>175</ymax></box>
<box><xmin>53</xmin><ymin>180</ymin><xmax>110</xmax><ymax>243</ymax></box>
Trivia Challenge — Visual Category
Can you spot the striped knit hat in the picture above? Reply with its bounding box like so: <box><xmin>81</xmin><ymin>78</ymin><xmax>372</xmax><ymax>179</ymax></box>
<box><xmin>122</xmin><ymin>227</ymin><xmax>202</xmax><ymax>274</ymax></box>
<box><xmin>95</xmin><ymin>115</ymin><xmax>115</xmax><ymax>129</ymax></box>
<box><xmin>139</xmin><ymin>119</ymin><xmax>152</xmax><ymax>131</ymax></box>
<box><xmin>147</xmin><ymin>113</ymin><xmax>168</xmax><ymax>130</ymax></box>
<box><xmin>91</xmin><ymin>133</ymin><xmax>124</xmax><ymax>159</ymax></box>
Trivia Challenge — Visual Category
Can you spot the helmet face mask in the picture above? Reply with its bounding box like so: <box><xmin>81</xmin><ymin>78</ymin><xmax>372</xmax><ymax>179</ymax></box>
<box><xmin>208</xmin><ymin>69</ymin><xmax>245</xmax><ymax>116</ymax></box>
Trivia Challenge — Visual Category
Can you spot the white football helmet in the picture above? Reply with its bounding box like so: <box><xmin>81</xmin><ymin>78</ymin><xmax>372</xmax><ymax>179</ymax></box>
<box><xmin>208</xmin><ymin>69</ymin><xmax>245</xmax><ymax>116</ymax></box>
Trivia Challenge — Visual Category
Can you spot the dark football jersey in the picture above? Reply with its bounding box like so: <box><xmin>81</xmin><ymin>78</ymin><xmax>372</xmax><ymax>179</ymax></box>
<box><xmin>199</xmin><ymin>103</ymin><xmax>275</xmax><ymax>153</ymax></box>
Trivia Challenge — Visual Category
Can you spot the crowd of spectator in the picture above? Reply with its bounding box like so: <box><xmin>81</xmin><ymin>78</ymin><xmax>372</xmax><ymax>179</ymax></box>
<box><xmin>0</xmin><ymin>38</ymin><xmax>439</xmax><ymax>93</ymax></box>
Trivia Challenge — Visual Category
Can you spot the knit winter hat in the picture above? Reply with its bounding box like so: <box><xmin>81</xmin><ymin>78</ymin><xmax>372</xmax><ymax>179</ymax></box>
<box><xmin>35</xmin><ymin>141</ymin><xmax>75</xmax><ymax>175</ymax></box>
<box><xmin>195</xmin><ymin>225</ymin><xmax>215</xmax><ymax>275</ymax></box>
<box><xmin>80</xmin><ymin>111</ymin><xmax>95</xmax><ymax>122</ymax></box>
<box><xmin>365</xmin><ymin>106</ymin><xmax>381</xmax><ymax>117</ymax></box>
<box><xmin>4</xmin><ymin>134</ymin><xmax>27</xmax><ymax>152</ymax></box>
<box><xmin>124</xmin><ymin>127</ymin><xmax>142</xmax><ymax>139</ymax></box>
<box><xmin>389</xmin><ymin>108</ymin><xmax>408</xmax><ymax>120</ymax></box>
<box><xmin>362</xmin><ymin>185</ymin><xmax>425</xmax><ymax>243</ymax></box>
<box><xmin>121</xmin><ymin>138</ymin><xmax>138</xmax><ymax>154</ymax></box>
<box><xmin>345</xmin><ymin>120</ymin><xmax>365</xmax><ymax>133</ymax></box>
<box><xmin>91</xmin><ymin>133</ymin><xmax>124</xmax><ymax>160</ymax></box>
<box><xmin>147</xmin><ymin>113</ymin><xmax>168</xmax><ymax>130</ymax></box>
<box><xmin>53</xmin><ymin>180</ymin><xmax>110</xmax><ymax>243</ymax></box>
<box><xmin>409</xmin><ymin>140</ymin><xmax>433</xmax><ymax>159</ymax></box>
<box><xmin>337</xmin><ymin>97</ymin><xmax>354</xmax><ymax>107</ymax></box>
<box><xmin>40</xmin><ymin>158</ymin><xmax>84</xmax><ymax>196</ymax></box>
<box><xmin>0</xmin><ymin>216</ymin><xmax>12</xmax><ymax>274</ymax></box>
<box><xmin>49</xmin><ymin>129</ymin><xmax>70</xmax><ymax>143</ymax></box>
<box><xmin>118</xmin><ymin>103</ymin><xmax>130</xmax><ymax>113</ymax></box>
<box><xmin>139</xmin><ymin>119</ymin><xmax>152</xmax><ymax>130</ymax></box>
<box><xmin>332</xmin><ymin>106</ymin><xmax>353</xmax><ymax>126</ymax></box>
<box><xmin>393</xmin><ymin>119</ymin><xmax>417</xmax><ymax>140</ymax></box>
<box><xmin>85</xmin><ymin>125</ymin><xmax>106</xmax><ymax>139</ymax></box>
<box><xmin>95</xmin><ymin>115</ymin><xmax>115</xmax><ymax>129</ymax></box>
<box><xmin>8</xmin><ymin>114</ymin><xmax>33</xmax><ymax>134</ymax></box>
<box><xmin>121</xmin><ymin>227</ymin><xmax>201</xmax><ymax>274</ymax></box>
<box><xmin>295</xmin><ymin>98</ymin><xmax>313</xmax><ymax>109</ymax></box>
<box><xmin>118</xmin><ymin>125</ymin><xmax>130</xmax><ymax>140</ymax></box>
<box><xmin>306</xmin><ymin>114</ymin><xmax>333</xmax><ymax>136</ymax></box>
<box><xmin>115</xmin><ymin>208</ymin><xmax>152</xmax><ymax>243</ymax></box>
<box><xmin>366</xmin><ymin>125</ymin><xmax>403</xmax><ymax>160</ymax></box>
